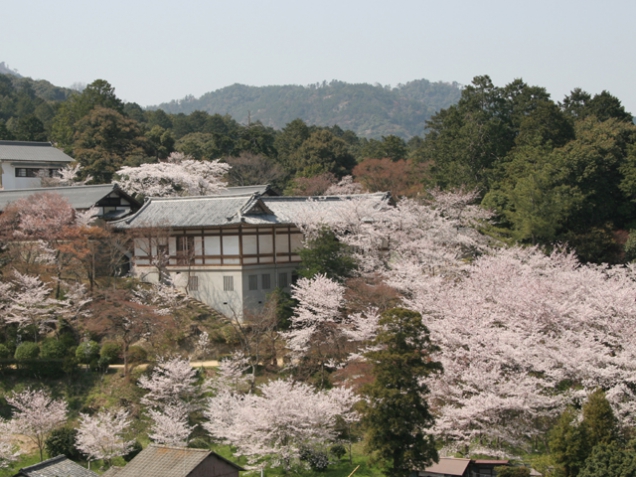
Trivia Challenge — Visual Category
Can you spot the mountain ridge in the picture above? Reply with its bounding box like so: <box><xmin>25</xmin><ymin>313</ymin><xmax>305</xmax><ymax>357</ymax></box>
<box><xmin>152</xmin><ymin>79</ymin><xmax>463</xmax><ymax>139</ymax></box>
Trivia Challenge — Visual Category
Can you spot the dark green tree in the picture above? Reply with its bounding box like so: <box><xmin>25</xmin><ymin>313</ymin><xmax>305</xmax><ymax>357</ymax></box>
<box><xmin>361</xmin><ymin>308</ymin><xmax>442</xmax><ymax>477</ymax></box>
<box><xmin>45</xmin><ymin>428</ymin><xmax>81</xmax><ymax>460</ymax></box>
<box><xmin>298</xmin><ymin>227</ymin><xmax>357</xmax><ymax>281</ymax></box>
<box><xmin>292</xmin><ymin>129</ymin><xmax>356</xmax><ymax>177</ymax></box>
<box><xmin>579</xmin><ymin>441</ymin><xmax>636</xmax><ymax>477</ymax></box>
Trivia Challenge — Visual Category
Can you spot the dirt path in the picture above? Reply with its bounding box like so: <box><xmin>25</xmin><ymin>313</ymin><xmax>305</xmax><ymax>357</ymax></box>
<box><xmin>109</xmin><ymin>360</ymin><xmax>220</xmax><ymax>370</ymax></box>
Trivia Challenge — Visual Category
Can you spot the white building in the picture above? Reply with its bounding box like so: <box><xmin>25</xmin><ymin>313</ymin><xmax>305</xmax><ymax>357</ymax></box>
<box><xmin>0</xmin><ymin>140</ymin><xmax>73</xmax><ymax>190</ymax></box>
<box><xmin>112</xmin><ymin>188</ymin><xmax>388</xmax><ymax>317</ymax></box>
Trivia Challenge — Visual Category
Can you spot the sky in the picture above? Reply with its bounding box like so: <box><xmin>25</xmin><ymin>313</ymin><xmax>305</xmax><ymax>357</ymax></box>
<box><xmin>2</xmin><ymin>0</ymin><xmax>635</xmax><ymax>112</ymax></box>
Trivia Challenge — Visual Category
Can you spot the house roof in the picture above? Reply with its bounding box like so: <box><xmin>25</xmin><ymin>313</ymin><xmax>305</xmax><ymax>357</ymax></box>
<box><xmin>421</xmin><ymin>458</ymin><xmax>471</xmax><ymax>476</ymax></box>
<box><xmin>216</xmin><ymin>184</ymin><xmax>277</xmax><ymax>197</ymax></box>
<box><xmin>112</xmin><ymin>192</ymin><xmax>389</xmax><ymax>229</ymax></box>
<box><xmin>0</xmin><ymin>141</ymin><xmax>74</xmax><ymax>163</ymax></box>
<box><xmin>110</xmin><ymin>445</ymin><xmax>244</xmax><ymax>477</ymax></box>
<box><xmin>13</xmin><ymin>455</ymin><xmax>98</xmax><ymax>477</ymax></box>
<box><xmin>0</xmin><ymin>184</ymin><xmax>140</xmax><ymax>212</ymax></box>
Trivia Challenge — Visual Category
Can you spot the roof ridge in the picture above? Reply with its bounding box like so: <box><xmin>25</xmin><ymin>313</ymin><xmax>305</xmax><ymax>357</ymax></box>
<box><xmin>0</xmin><ymin>184</ymin><xmax>114</xmax><ymax>194</ymax></box>
<box><xmin>0</xmin><ymin>140</ymin><xmax>53</xmax><ymax>146</ymax></box>
<box><xmin>148</xmin><ymin>444</ymin><xmax>210</xmax><ymax>452</ymax></box>
<box><xmin>20</xmin><ymin>455</ymin><xmax>67</xmax><ymax>471</ymax></box>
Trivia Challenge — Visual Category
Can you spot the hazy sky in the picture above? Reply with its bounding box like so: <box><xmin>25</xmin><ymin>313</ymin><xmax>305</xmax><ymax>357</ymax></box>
<box><xmin>3</xmin><ymin>0</ymin><xmax>635</xmax><ymax>112</ymax></box>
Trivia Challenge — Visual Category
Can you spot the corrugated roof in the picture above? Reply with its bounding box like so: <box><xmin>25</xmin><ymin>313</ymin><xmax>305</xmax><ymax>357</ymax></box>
<box><xmin>113</xmin><ymin>192</ymin><xmax>389</xmax><ymax>229</ymax></box>
<box><xmin>0</xmin><ymin>184</ymin><xmax>132</xmax><ymax>211</ymax></box>
<box><xmin>0</xmin><ymin>141</ymin><xmax>74</xmax><ymax>163</ymax></box>
<box><xmin>15</xmin><ymin>455</ymin><xmax>98</xmax><ymax>477</ymax></box>
<box><xmin>111</xmin><ymin>445</ymin><xmax>243</xmax><ymax>477</ymax></box>
<box><xmin>421</xmin><ymin>458</ymin><xmax>471</xmax><ymax>476</ymax></box>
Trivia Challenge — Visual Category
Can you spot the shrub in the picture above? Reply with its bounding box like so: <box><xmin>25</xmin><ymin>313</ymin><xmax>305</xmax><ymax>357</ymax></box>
<box><xmin>100</xmin><ymin>342</ymin><xmax>122</xmax><ymax>363</ymax></box>
<box><xmin>45</xmin><ymin>428</ymin><xmax>81</xmax><ymax>460</ymax></box>
<box><xmin>40</xmin><ymin>339</ymin><xmax>67</xmax><ymax>359</ymax></box>
<box><xmin>14</xmin><ymin>342</ymin><xmax>40</xmax><ymax>360</ymax></box>
<box><xmin>76</xmin><ymin>341</ymin><xmax>100</xmax><ymax>364</ymax></box>
<box><xmin>0</xmin><ymin>344</ymin><xmax>10</xmax><ymax>359</ymax></box>
<box><xmin>300</xmin><ymin>448</ymin><xmax>330</xmax><ymax>471</ymax></box>
<box><xmin>330</xmin><ymin>444</ymin><xmax>346</xmax><ymax>460</ymax></box>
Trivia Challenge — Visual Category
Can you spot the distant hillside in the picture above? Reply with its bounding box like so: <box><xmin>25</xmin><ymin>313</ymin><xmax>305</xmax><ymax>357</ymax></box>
<box><xmin>153</xmin><ymin>79</ymin><xmax>462</xmax><ymax>139</ymax></box>
<box><xmin>0</xmin><ymin>62</ymin><xmax>21</xmax><ymax>77</ymax></box>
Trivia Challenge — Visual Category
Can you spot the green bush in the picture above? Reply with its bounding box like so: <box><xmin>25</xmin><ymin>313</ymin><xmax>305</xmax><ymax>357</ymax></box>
<box><xmin>45</xmin><ymin>428</ymin><xmax>81</xmax><ymax>460</ymax></box>
<box><xmin>330</xmin><ymin>444</ymin><xmax>346</xmax><ymax>460</ymax></box>
<box><xmin>76</xmin><ymin>341</ymin><xmax>100</xmax><ymax>364</ymax></box>
<box><xmin>14</xmin><ymin>342</ymin><xmax>40</xmax><ymax>360</ymax></box>
<box><xmin>0</xmin><ymin>344</ymin><xmax>10</xmax><ymax>359</ymax></box>
<box><xmin>40</xmin><ymin>339</ymin><xmax>67</xmax><ymax>359</ymax></box>
<box><xmin>100</xmin><ymin>342</ymin><xmax>122</xmax><ymax>363</ymax></box>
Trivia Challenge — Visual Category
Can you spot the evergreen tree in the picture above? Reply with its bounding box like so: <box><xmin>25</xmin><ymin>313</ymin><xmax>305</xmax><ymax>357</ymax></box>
<box><xmin>298</xmin><ymin>227</ymin><xmax>357</xmax><ymax>281</ymax></box>
<box><xmin>361</xmin><ymin>308</ymin><xmax>442</xmax><ymax>477</ymax></box>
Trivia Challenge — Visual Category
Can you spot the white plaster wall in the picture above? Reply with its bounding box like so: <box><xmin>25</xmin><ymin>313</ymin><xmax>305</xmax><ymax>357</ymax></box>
<box><xmin>1</xmin><ymin>163</ymin><xmax>41</xmax><ymax>189</ymax></box>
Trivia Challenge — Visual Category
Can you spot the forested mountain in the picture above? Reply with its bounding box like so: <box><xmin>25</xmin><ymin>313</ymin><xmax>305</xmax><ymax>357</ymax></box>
<box><xmin>152</xmin><ymin>79</ymin><xmax>462</xmax><ymax>139</ymax></box>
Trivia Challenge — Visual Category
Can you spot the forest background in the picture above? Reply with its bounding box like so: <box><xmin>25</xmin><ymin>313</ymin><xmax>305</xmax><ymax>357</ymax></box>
<box><xmin>1</xmin><ymin>67</ymin><xmax>636</xmax><ymax>477</ymax></box>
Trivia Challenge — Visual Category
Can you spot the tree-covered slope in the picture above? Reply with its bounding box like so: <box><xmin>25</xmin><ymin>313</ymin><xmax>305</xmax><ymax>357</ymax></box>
<box><xmin>153</xmin><ymin>79</ymin><xmax>462</xmax><ymax>139</ymax></box>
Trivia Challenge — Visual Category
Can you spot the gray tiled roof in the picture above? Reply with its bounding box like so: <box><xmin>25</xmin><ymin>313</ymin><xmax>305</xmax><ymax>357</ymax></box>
<box><xmin>111</xmin><ymin>445</ymin><xmax>243</xmax><ymax>477</ymax></box>
<box><xmin>15</xmin><ymin>455</ymin><xmax>98</xmax><ymax>477</ymax></box>
<box><xmin>0</xmin><ymin>141</ymin><xmax>74</xmax><ymax>163</ymax></box>
<box><xmin>0</xmin><ymin>184</ymin><xmax>135</xmax><ymax>211</ymax></box>
<box><xmin>216</xmin><ymin>184</ymin><xmax>277</xmax><ymax>197</ymax></box>
<box><xmin>112</xmin><ymin>192</ymin><xmax>389</xmax><ymax>229</ymax></box>
<box><xmin>113</xmin><ymin>195</ymin><xmax>259</xmax><ymax>228</ymax></box>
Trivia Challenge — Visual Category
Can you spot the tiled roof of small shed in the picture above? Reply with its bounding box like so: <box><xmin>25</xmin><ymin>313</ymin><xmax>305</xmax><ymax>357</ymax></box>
<box><xmin>420</xmin><ymin>457</ymin><xmax>471</xmax><ymax>476</ymax></box>
<box><xmin>15</xmin><ymin>455</ymin><xmax>98</xmax><ymax>477</ymax></box>
<box><xmin>0</xmin><ymin>141</ymin><xmax>74</xmax><ymax>163</ymax></box>
<box><xmin>112</xmin><ymin>192</ymin><xmax>389</xmax><ymax>229</ymax></box>
<box><xmin>110</xmin><ymin>445</ymin><xmax>243</xmax><ymax>477</ymax></box>
<box><xmin>0</xmin><ymin>184</ymin><xmax>127</xmax><ymax>211</ymax></box>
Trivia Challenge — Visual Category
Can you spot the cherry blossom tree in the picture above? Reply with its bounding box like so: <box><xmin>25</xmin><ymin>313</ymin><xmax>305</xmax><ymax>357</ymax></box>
<box><xmin>76</xmin><ymin>409</ymin><xmax>134</xmax><ymax>464</ymax></box>
<box><xmin>4</xmin><ymin>271</ymin><xmax>67</xmax><ymax>341</ymax></box>
<box><xmin>0</xmin><ymin>420</ymin><xmax>20</xmax><ymax>469</ymax></box>
<box><xmin>39</xmin><ymin>163</ymin><xmax>93</xmax><ymax>187</ymax></box>
<box><xmin>284</xmin><ymin>274</ymin><xmax>346</xmax><ymax>381</ymax></box>
<box><xmin>132</xmin><ymin>283</ymin><xmax>186</xmax><ymax>317</ymax></box>
<box><xmin>138</xmin><ymin>357</ymin><xmax>202</xmax><ymax>410</ymax></box>
<box><xmin>324</xmin><ymin>176</ymin><xmax>366</xmax><ymax>195</ymax></box>
<box><xmin>0</xmin><ymin>192</ymin><xmax>75</xmax><ymax>241</ymax></box>
<box><xmin>6</xmin><ymin>388</ymin><xmax>67</xmax><ymax>462</ymax></box>
<box><xmin>147</xmin><ymin>403</ymin><xmax>194</xmax><ymax>446</ymax></box>
<box><xmin>115</xmin><ymin>152</ymin><xmax>230</xmax><ymax>197</ymax></box>
<box><xmin>204</xmin><ymin>379</ymin><xmax>357</xmax><ymax>470</ymax></box>
<box><xmin>138</xmin><ymin>357</ymin><xmax>202</xmax><ymax>445</ymax></box>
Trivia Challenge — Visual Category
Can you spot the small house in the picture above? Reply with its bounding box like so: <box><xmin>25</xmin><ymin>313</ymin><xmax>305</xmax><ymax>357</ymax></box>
<box><xmin>0</xmin><ymin>141</ymin><xmax>73</xmax><ymax>190</ymax></box>
<box><xmin>103</xmin><ymin>445</ymin><xmax>244</xmax><ymax>477</ymax></box>
<box><xmin>11</xmin><ymin>455</ymin><xmax>98</xmax><ymax>477</ymax></box>
<box><xmin>417</xmin><ymin>457</ymin><xmax>511</xmax><ymax>477</ymax></box>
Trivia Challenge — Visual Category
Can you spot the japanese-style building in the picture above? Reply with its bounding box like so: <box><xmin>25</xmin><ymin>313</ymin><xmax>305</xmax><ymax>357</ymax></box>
<box><xmin>0</xmin><ymin>183</ymin><xmax>142</xmax><ymax>220</ymax></box>
<box><xmin>112</xmin><ymin>188</ymin><xmax>388</xmax><ymax>317</ymax></box>
<box><xmin>0</xmin><ymin>141</ymin><xmax>73</xmax><ymax>190</ymax></box>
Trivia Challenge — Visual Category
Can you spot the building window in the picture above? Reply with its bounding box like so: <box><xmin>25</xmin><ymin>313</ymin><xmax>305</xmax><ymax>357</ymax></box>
<box><xmin>248</xmin><ymin>275</ymin><xmax>258</xmax><ymax>291</ymax></box>
<box><xmin>188</xmin><ymin>275</ymin><xmax>199</xmax><ymax>291</ymax></box>
<box><xmin>15</xmin><ymin>168</ymin><xmax>59</xmax><ymax>178</ymax></box>
<box><xmin>262</xmin><ymin>273</ymin><xmax>271</xmax><ymax>290</ymax></box>
<box><xmin>223</xmin><ymin>276</ymin><xmax>234</xmax><ymax>291</ymax></box>
<box><xmin>176</xmin><ymin>236</ymin><xmax>194</xmax><ymax>265</ymax></box>
<box><xmin>278</xmin><ymin>272</ymin><xmax>288</xmax><ymax>288</ymax></box>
